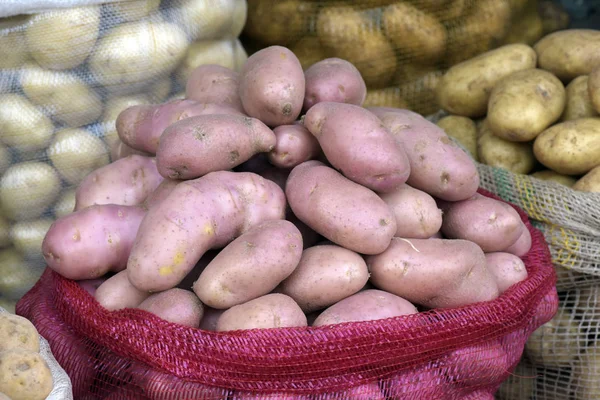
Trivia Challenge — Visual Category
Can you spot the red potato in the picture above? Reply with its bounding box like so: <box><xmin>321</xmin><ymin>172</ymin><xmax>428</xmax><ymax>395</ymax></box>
<box><xmin>198</xmin><ymin>306</ymin><xmax>225</xmax><ymax>331</ymax></box>
<box><xmin>156</xmin><ymin>114</ymin><xmax>276</xmax><ymax>180</ymax></box>
<box><xmin>380</xmin><ymin>184</ymin><xmax>443</xmax><ymax>239</ymax></box>
<box><xmin>127</xmin><ymin>171</ymin><xmax>286</xmax><ymax>292</ymax></box>
<box><xmin>443</xmin><ymin>341</ymin><xmax>509</xmax><ymax>388</ymax></box>
<box><xmin>233</xmin><ymin>392</ymin><xmax>311</xmax><ymax>400</ymax></box>
<box><xmin>185</xmin><ymin>64</ymin><xmax>244</xmax><ymax>113</ymax></box>
<box><xmin>315</xmin><ymin>382</ymin><xmax>385</xmax><ymax>400</ymax></box>
<box><xmin>141</xmin><ymin>370</ymin><xmax>229</xmax><ymax>400</ymax></box>
<box><xmin>505</xmin><ymin>223</ymin><xmax>532</xmax><ymax>257</ymax></box>
<box><xmin>176</xmin><ymin>250</ymin><xmax>218</xmax><ymax>291</ymax></box>
<box><xmin>278</xmin><ymin>244</ymin><xmax>369</xmax><ymax>313</ymax></box>
<box><xmin>439</xmin><ymin>194</ymin><xmax>523</xmax><ymax>252</ymax></box>
<box><xmin>116</xmin><ymin>99</ymin><xmax>244</xmax><ymax>154</ymax></box>
<box><xmin>143</xmin><ymin>178</ymin><xmax>180</xmax><ymax>209</ymax></box>
<box><xmin>303</xmin><ymin>58</ymin><xmax>367</xmax><ymax>111</ymax></box>
<box><xmin>369</xmin><ymin>107</ymin><xmax>480</xmax><ymax>201</ymax></box>
<box><xmin>485</xmin><ymin>252</ymin><xmax>528</xmax><ymax>293</ymax></box>
<box><xmin>95</xmin><ymin>270</ymin><xmax>151</xmax><ymax>311</ymax></box>
<box><xmin>267</xmin><ymin>124</ymin><xmax>321</xmax><ymax>169</ymax></box>
<box><xmin>239</xmin><ymin>46</ymin><xmax>305</xmax><ymax>126</ymax></box>
<box><xmin>366</xmin><ymin>238</ymin><xmax>499</xmax><ymax>309</ymax></box>
<box><xmin>111</xmin><ymin>140</ymin><xmax>150</xmax><ymax>161</ymax></box>
<box><xmin>75</xmin><ymin>155</ymin><xmax>163</xmax><ymax>211</ymax></box>
<box><xmin>193</xmin><ymin>220</ymin><xmax>303</xmax><ymax>309</ymax></box>
<box><xmin>137</xmin><ymin>288</ymin><xmax>204</xmax><ymax>328</ymax></box>
<box><xmin>304</xmin><ymin>102</ymin><xmax>410</xmax><ymax>193</ymax></box>
<box><xmin>77</xmin><ymin>277</ymin><xmax>107</xmax><ymax>297</ymax></box>
<box><xmin>216</xmin><ymin>293</ymin><xmax>307</xmax><ymax>331</ymax></box>
<box><xmin>382</xmin><ymin>366</ymin><xmax>449</xmax><ymax>400</ymax></box>
<box><xmin>286</xmin><ymin>161</ymin><xmax>397</xmax><ymax>255</ymax></box>
<box><xmin>42</xmin><ymin>205</ymin><xmax>146</xmax><ymax>280</ymax></box>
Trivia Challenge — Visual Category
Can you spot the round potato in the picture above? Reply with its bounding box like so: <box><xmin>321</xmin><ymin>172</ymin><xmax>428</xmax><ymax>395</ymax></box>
<box><xmin>589</xmin><ymin>66</ymin><xmax>600</xmax><ymax>114</ymax></box>
<box><xmin>290</xmin><ymin>36</ymin><xmax>329</xmax><ymax>71</ymax></box>
<box><xmin>0</xmin><ymin>249</ymin><xmax>43</xmax><ymax>300</ymax></box>
<box><xmin>244</xmin><ymin>0</ymin><xmax>316</xmax><ymax>46</ymax></box>
<box><xmin>436</xmin><ymin>115</ymin><xmax>478</xmax><ymax>161</ymax></box>
<box><xmin>0</xmin><ymin>94</ymin><xmax>54</xmax><ymax>154</ymax></box>
<box><xmin>138</xmin><ymin>288</ymin><xmax>204</xmax><ymax>328</ymax></box>
<box><xmin>176</xmin><ymin>39</ymin><xmax>239</xmax><ymax>86</ymax></box>
<box><xmin>573</xmin><ymin>165</ymin><xmax>600</xmax><ymax>193</ymax></box>
<box><xmin>0</xmin><ymin>162</ymin><xmax>61</xmax><ymax>221</ymax></box>
<box><xmin>488</xmin><ymin>69</ymin><xmax>566</xmax><ymax>142</ymax></box>
<box><xmin>534</xmin><ymin>29</ymin><xmax>600</xmax><ymax>82</ymax></box>
<box><xmin>95</xmin><ymin>270</ymin><xmax>151</xmax><ymax>311</ymax></box>
<box><xmin>484</xmin><ymin>252</ymin><xmax>528</xmax><ymax>293</ymax></box>
<box><xmin>562</xmin><ymin>76</ymin><xmax>598</xmax><ymax>121</ymax></box>
<box><xmin>106</xmin><ymin>0</ymin><xmax>161</xmax><ymax>22</ymax></box>
<box><xmin>533</xmin><ymin>118</ymin><xmax>600</xmax><ymax>175</ymax></box>
<box><xmin>0</xmin><ymin>349</ymin><xmax>53</xmax><ymax>400</ymax></box>
<box><xmin>10</xmin><ymin>218</ymin><xmax>53</xmax><ymax>261</ymax></box>
<box><xmin>47</xmin><ymin>128</ymin><xmax>109</xmax><ymax>185</ymax></box>
<box><xmin>478</xmin><ymin>120</ymin><xmax>536</xmax><ymax>175</ymax></box>
<box><xmin>530</xmin><ymin>170</ymin><xmax>577</xmax><ymax>188</ymax></box>
<box><xmin>173</xmin><ymin>0</ymin><xmax>243</xmax><ymax>40</ymax></box>
<box><xmin>0</xmin><ymin>313</ymin><xmax>40</xmax><ymax>353</ymax></box>
<box><xmin>26</xmin><ymin>6</ymin><xmax>100</xmax><ymax>70</ymax></box>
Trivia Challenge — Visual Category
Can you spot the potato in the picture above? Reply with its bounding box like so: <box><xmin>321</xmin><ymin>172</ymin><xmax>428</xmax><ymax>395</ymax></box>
<box><xmin>10</xmin><ymin>218</ymin><xmax>53</xmax><ymax>261</ymax></box>
<box><xmin>502</xmin><ymin>3</ymin><xmax>544</xmax><ymax>46</ymax></box>
<box><xmin>77</xmin><ymin>277</ymin><xmax>106</xmax><ymax>297</ymax></box>
<box><xmin>244</xmin><ymin>0</ymin><xmax>316</xmax><ymax>46</ymax></box>
<box><xmin>149</xmin><ymin>79</ymin><xmax>172</xmax><ymax>103</ymax></box>
<box><xmin>185</xmin><ymin>64</ymin><xmax>243</xmax><ymax>112</ymax></box>
<box><xmin>443</xmin><ymin>341</ymin><xmax>510</xmax><ymax>390</ymax></box>
<box><xmin>286</xmin><ymin>161</ymin><xmax>396</xmax><ymax>255</ymax></box>
<box><xmin>94</xmin><ymin>270</ymin><xmax>150</xmax><ymax>311</ymax></box>
<box><xmin>47</xmin><ymin>128</ymin><xmax>109</xmax><ymax>185</ymax></box>
<box><xmin>143</xmin><ymin>179</ymin><xmax>180</xmax><ymax>210</ymax></box>
<box><xmin>0</xmin><ymin>349</ymin><xmax>53</xmax><ymax>400</ymax></box>
<box><xmin>478</xmin><ymin>119</ymin><xmax>536</xmax><ymax>175</ymax></box>
<box><xmin>194</xmin><ymin>220</ymin><xmax>303</xmax><ymax>309</ymax></box>
<box><xmin>573</xmin><ymin>165</ymin><xmax>600</xmax><ymax>193</ymax></box>
<box><xmin>0</xmin><ymin>249</ymin><xmax>42</xmax><ymax>300</ymax></box>
<box><xmin>106</xmin><ymin>0</ymin><xmax>161</xmax><ymax>22</ymax></box>
<box><xmin>380</xmin><ymin>184</ymin><xmax>442</xmax><ymax>239</ymax></box>
<box><xmin>0</xmin><ymin>298</ymin><xmax>17</xmax><ymax>314</ymax></box>
<box><xmin>217</xmin><ymin>293</ymin><xmax>306</xmax><ymax>331</ymax></box>
<box><xmin>0</xmin><ymin>215</ymin><xmax>10</xmax><ymax>248</ymax></box>
<box><xmin>539</xmin><ymin>1</ymin><xmax>570</xmax><ymax>35</ymax></box>
<box><xmin>198</xmin><ymin>307</ymin><xmax>225</xmax><ymax>331</ymax></box>
<box><xmin>496</xmin><ymin>360</ymin><xmax>536</xmax><ymax>400</ymax></box>
<box><xmin>0</xmin><ymin>23</ymin><xmax>28</xmax><ymax>69</ymax></box>
<box><xmin>26</xmin><ymin>6</ymin><xmax>100</xmax><ymax>70</ymax></box>
<box><xmin>0</xmin><ymin>94</ymin><xmax>54</xmax><ymax>154</ymax></box>
<box><xmin>484</xmin><ymin>252</ymin><xmax>528</xmax><ymax>293</ymax></box>
<box><xmin>289</xmin><ymin>36</ymin><xmax>328</xmax><ymax>71</ymax></box>
<box><xmin>369</xmin><ymin>107</ymin><xmax>480</xmax><ymax>201</ymax></box>
<box><xmin>317</xmin><ymin>383</ymin><xmax>385</xmax><ymax>400</ymax></box>
<box><xmin>316</xmin><ymin>6</ymin><xmax>396</xmax><ymax>88</ymax></box>
<box><xmin>239</xmin><ymin>46</ymin><xmax>305</xmax><ymax>126</ymax></box>
<box><xmin>382</xmin><ymin>2</ymin><xmax>446</xmax><ymax>63</ymax></box>
<box><xmin>89</xmin><ymin>20</ymin><xmax>188</xmax><ymax>94</ymax></box>
<box><xmin>127</xmin><ymin>171</ymin><xmax>286</xmax><ymax>292</ymax></box>
<box><xmin>75</xmin><ymin>155</ymin><xmax>163</xmax><ymax>210</ymax></box>
<box><xmin>488</xmin><ymin>69</ymin><xmax>566</xmax><ymax>142</ymax></box>
<box><xmin>533</xmin><ymin>118</ymin><xmax>600</xmax><ymax>175</ymax></box>
<box><xmin>574</xmin><ymin>347</ymin><xmax>600</xmax><ymax>399</ymax></box>
<box><xmin>267</xmin><ymin>124</ymin><xmax>321</xmax><ymax>169</ymax></box>
<box><xmin>362</xmin><ymin>88</ymin><xmax>410</xmax><ymax>109</ymax></box>
<box><xmin>534</xmin><ymin>29</ymin><xmax>600</xmax><ymax>82</ymax></box>
<box><xmin>0</xmin><ymin>143</ymin><xmax>10</xmax><ymax>176</ymax></box>
<box><xmin>53</xmin><ymin>189</ymin><xmax>76</xmax><ymax>218</ymax></box>
<box><xmin>381</xmin><ymin>365</ymin><xmax>449</xmax><ymax>399</ymax></box>
<box><xmin>303</xmin><ymin>58</ymin><xmax>367</xmax><ymax>111</ymax></box>
<box><xmin>174</xmin><ymin>0</ymin><xmax>243</xmax><ymax>41</ymax></box>
<box><xmin>176</xmin><ymin>39</ymin><xmax>240</xmax><ymax>86</ymax></box>
<box><xmin>0</xmin><ymin>314</ymin><xmax>40</xmax><ymax>353</ymax></box>
<box><xmin>138</xmin><ymin>288</ymin><xmax>204</xmax><ymax>328</ymax></box>
<box><xmin>562</xmin><ymin>76</ymin><xmax>598</xmax><ymax>121</ymax></box>
<box><xmin>233</xmin><ymin>392</ymin><xmax>310</xmax><ymax>400</ymax></box>
<box><xmin>530</xmin><ymin>170</ymin><xmax>576</xmax><ymax>187</ymax></box>
<box><xmin>436</xmin><ymin>44</ymin><xmax>537</xmax><ymax>117</ymax></box>
<box><xmin>140</xmin><ymin>370</ymin><xmax>230</xmax><ymax>400</ymax></box>
<box><xmin>156</xmin><ymin>114</ymin><xmax>276</xmax><ymax>179</ymax></box>
<box><xmin>436</xmin><ymin>115</ymin><xmax>478</xmax><ymax>161</ymax></box>
<box><xmin>0</xmin><ymin>162</ymin><xmax>61</xmax><ymax>221</ymax></box>
<box><xmin>505</xmin><ymin>225</ymin><xmax>532</xmax><ymax>258</ymax></box>
<box><xmin>589</xmin><ymin>66</ymin><xmax>600</xmax><ymax>114</ymax></box>
<box><xmin>366</xmin><ymin>238</ymin><xmax>499</xmax><ymax>308</ymax></box>
<box><xmin>102</xmin><ymin>94</ymin><xmax>150</xmax><ymax>157</ymax></box>
<box><xmin>279</xmin><ymin>244</ymin><xmax>369</xmax><ymax>313</ymax></box>
<box><xmin>305</xmin><ymin>103</ymin><xmax>410</xmax><ymax>193</ymax></box>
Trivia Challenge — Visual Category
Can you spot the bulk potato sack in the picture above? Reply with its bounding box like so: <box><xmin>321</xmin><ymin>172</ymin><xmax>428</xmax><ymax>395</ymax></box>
<box><xmin>0</xmin><ymin>0</ymin><xmax>248</xmax><ymax>303</ymax></box>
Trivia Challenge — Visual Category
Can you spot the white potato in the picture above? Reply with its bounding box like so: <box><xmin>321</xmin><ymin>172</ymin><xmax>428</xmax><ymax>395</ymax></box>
<box><xmin>171</xmin><ymin>0</ymin><xmax>240</xmax><ymax>40</ymax></box>
<box><xmin>0</xmin><ymin>143</ymin><xmax>10</xmax><ymax>176</ymax></box>
<box><xmin>0</xmin><ymin>27</ymin><xmax>28</xmax><ymax>69</ymax></box>
<box><xmin>149</xmin><ymin>78</ymin><xmax>173</xmax><ymax>102</ymax></box>
<box><xmin>0</xmin><ymin>214</ymin><xmax>10</xmax><ymax>248</ymax></box>
<box><xmin>52</xmin><ymin>189</ymin><xmax>76</xmax><ymax>219</ymax></box>
<box><xmin>0</xmin><ymin>94</ymin><xmax>54</xmax><ymax>154</ymax></box>
<box><xmin>10</xmin><ymin>218</ymin><xmax>54</xmax><ymax>261</ymax></box>
<box><xmin>101</xmin><ymin>94</ymin><xmax>150</xmax><ymax>154</ymax></box>
<box><xmin>175</xmin><ymin>39</ymin><xmax>239</xmax><ymax>85</ymax></box>
<box><xmin>106</xmin><ymin>0</ymin><xmax>161</xmax><ymax>22</ymax></box>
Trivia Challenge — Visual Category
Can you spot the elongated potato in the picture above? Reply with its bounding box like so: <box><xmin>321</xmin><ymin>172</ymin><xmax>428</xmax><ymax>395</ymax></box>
<box><xmin>156</xmin><ymin>114</ymin><xmax>276</xmax><ymax>179</ymax></box>
<box><xmin>239</xmin><ymin>46</ymin><xmax>305</xmax><ymax>126</ymax></box>
<box><xmin>10</xmin><ymin>218</ymin><xmax>53</xmax><ymax>260</ymax></box>
<box><xmin>143</xmin><ymin>179</ymin><xmax>180</xmax><ymax>210</ymax></box>
<box><xmin>194</xmin><ymin>220</ymin><xmax>303</xmax><ymax>309</ymax></box>
<box><xmin>0</xmin><ymin>94</ymin><xmax>54</xmax><ymax>154</ymax></box>
<box><xmin>485</xmin><ymin>252</ymin><xmax>528</xmax><ymax>293</ymax></box>
<box><xmin>102</xmin><ymin>94</ymin><xmax>150</xmax><ymax>159</ymax></box>
<box><xmin>140</xmin><ymin>370</ymin><xmax>230</xmax><ymax>400</ymax></box>
<box><xmin>478</xmin><ymin>119</ymin><xmax>536</xmax><ymax>174</ymax></box>
<box><xmin>533</xmin><ymin>118</ymin><xmax>600</xmax><ymax>175</ymax></box>
<box><xmin>279</xmin><ymin>244</ymin><xmax>369</xmax><ymax>313</ymax></box>
<box><xmin>127</xmin><ymin>171</ymin><xmax>286</xmax><ymax>292</ymax></box>
<box><xmin>42</xmin><ymin>205</ymin><xmax>146</xmax><ymax>280</ymax></box>
<box><xmin>0</xmin><ymin>349</ymin><xmax>53</xmax><ymax>400</ymax></box>
<box><xmin>530</xmin><ymin>170</ymin><xmax>577</xmax><ymax>187</ymax></box>
<box><xmin>303</xmin><ymin>58</ymin><xmax>366</xmax><ymax>111</ymax></box>
<box><xmin>590</xmin><ymin>65</ymin><xmax>600</xmax><ymax>114</ymax></box>
<box><xmin>0</xmin><ymin>250</ymin><xmax>42</xmax><ymax>300</ymax></box>
<box><xmin>436</xmin><ymin>115</ymin><xmax>478</xmax><ymax>161</ymax></box>
<box><xmin>53</xmin><ymin>189</ymin><xmax>76</xmax><ymax>218</ymax></box>
<box><xmin>305</xmin><ymin>103</ymin><xmax>410</xmax><ymax>193</ymax></box>
<box><xmin>366</xmin><ymin>238</ymin><xmax>499</xmax><ymax>308</ymax></box>
<box><xmin>286</xmin><ymin>161</ymin><xmax>397</xmax><ymax>255</ymax></box>
<box><xmin>94</xmin><ymin>270</ymin><xmax>150</xmax><ymax>311</ymax></box>
<box><xmin>380</xmin><ymin>184</ymin><xmax>442</xmax><ymax>239</ymax></box>
<box><xmin>505</xmin><ymin>225</ymin><xmax>532</xmax><ymax>258</ymax></box>
<box><xmin>573</xmin><ymin>165</ymin><xmax>600</xmax><ymax>193</ymax></box>
<box><xmin>217</xmin><ymin>293</ymin><xmax>307</xmax><ymax>331</ymax></box>
<box><xmin>534</xmin><ymin>29</ymin><xmax>600</xmax><ymax>81</ymax></box>
<box><xmin>436</xmin><ymin>44</ymin><xmax>537</xmax><ymax>117</ymax></box>
<box><xmin>138</xmin><ymin>288</ymin><xmax>204</xmax><ymax>328</ymax></box>
<box><xmin>369</xmin><ymin>107</ymin><xmax>479</xmax><ymax>201</ymax></box>
<box><xmin>0</xmin><ymin>313</ymin><xmax>40</xmax><ymax>352</ymax></box>
<box><xmin>562</xmin><ymin>76</ymin><xmax>598</xmax><ymax>121</ymax></box>
<box><xmin>75</xmin><ymin>155</ymin><xmax>163</xmax><ymax>210</ymax></box>
<box><xmin>185</xmin><ymin>64</ymin><xmax>243</xmax><ymax>112</ymax></box>
<box><xmin>267</xmin><ymin>124</ymin><xmax>321</xmax><ymax>169</ymax></box>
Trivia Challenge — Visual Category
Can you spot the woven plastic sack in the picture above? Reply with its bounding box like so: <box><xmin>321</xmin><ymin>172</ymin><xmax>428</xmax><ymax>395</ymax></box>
<box><xmin>0</xmin><ymin>0</ymin><xmax>248</xmax><ymax>303</ymax></box>
<box><xmin>15</xmin><ymin>189</ymin><xmax>557</xmax><ymax>400</ymax></box>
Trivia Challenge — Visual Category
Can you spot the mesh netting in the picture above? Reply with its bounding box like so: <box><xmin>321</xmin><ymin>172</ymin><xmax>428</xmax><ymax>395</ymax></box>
<box><xmin>15</xmin><ymin>189</ymin><xmax>557</xmax><ymax>399</ymax></box>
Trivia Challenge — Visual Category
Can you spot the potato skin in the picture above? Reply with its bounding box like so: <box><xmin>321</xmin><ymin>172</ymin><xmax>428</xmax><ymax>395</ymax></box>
<box><xmin>0</xmin><ymin>314</ymin><xmax>40</xmax><ymax>353</ymax></box>
<box><xmin>562</xmin><ymin>76</ymin><xmax>598</xmax><ymax>121</ymax></box>
<box><xmin>485</xmin><ymin>252</ymin><xmax>528</xmax><ymax>293</ymax></box>
<box><xmin>574</xmin><ymin>165</ymin><xmax>600</xmax><ymax>193</ymax></box>
<box><xmin>436</xmin><ymin>44</ymin><xmax>537</xmax><ymax>117</ymax></box>
<box><xmin>94</xmin><ymin>270</ymin><xmax>150</xmax><ymax>311</ymax></box>
<box><xmin>239</xmin><ymin>46</ymin><xmax>305</xmax><ymax>126</ymax></box>
<box><xmin>366</xmin><ymin>238</ymin><xmax>499</xmax><ymax>309</ymax></box>
<box><xmin>530</xmin><ymin>170</ymin><xmax>577</xmax><ymax>187</ymax></box>
<box><xmin>143</xmin><ymin>179</ymin><xmax>180</xmax><ymax>210</ymax></box>
<box><xmin>436</xmin><ymin>115</ymin><xmax>478</xmax><ymax>161</ymax></box>
<box><xmin>193</xmin><ymin>220</ymin><xmax>303</xmax><ymax>309</ymax></box>
<box><xmin>138</xmin><ymin>288</ymin><xmax>204</xmax><ymax>328</ymax></box>
<box><xmin>312</xmin><ymin>289</ymin><xmax>417</xmax><ymax>326</ymax></box>
<box><xmin>534</xmin><ymin>29</ymin><xmax>600</xmax><ymax>81</ymax></box>
<box><xmin>304</xmin><ymin>102</ymin><xmax>410</xmax><ymax>193</ymax></box>
<box><xmin>488</xmin><ymin>69</ymin><xmax>566</xmax><ymax>142</ymax></box>
<box><xmin>216</xmin><ymin>293</ymin><xmax>307</xmax><ymax>331</ymax></box>
<box><xmin>185</xmin><ymin>64</ymin><xmax>244</xmax><ymax>112</ymax></box>
<box><xmin>533</xmin><ymin>118</ymin><xmax>600</xmax><ymax>175</ymax></box>
<box><xmin>505</xmin><ymin>225</ymin><xmax>532</xmax><ymax>258</ymax></box>
<box><xmin>286</xmin><ymin>161</ymin><xmax>397</xmax><ymax>255</ymax></box>
<box><xmin>279</xmin><ymin>244</ymin><xmax>369</xmax><ymax>313</ymax></box>
<box><xmin>0</xmin><ymin>94</ymin><xmax>54</xmax><ymax>154</ymax></box>
<box><xmin>0</xmin><ymin>349</ymin><xmax>53</xmax><ymax>400</ymax></box>
<box><xmin>589</xmin><ymin>66</ymin><xmax>600</xmax><ymax>114</ymax></box>
<box><xmin>478</xmin><ymin>120</ymin><xmax>535</xmax><ymax>175</ymax></box>
<box><xmin>42</xmin><ymin>205</ymin><xmax>146</xmax><ymax>280</ymax></box>
<box><xmin>267</xmin><ymin>124</ymin><xmax>321</xmax><ymax>169</ymax></box>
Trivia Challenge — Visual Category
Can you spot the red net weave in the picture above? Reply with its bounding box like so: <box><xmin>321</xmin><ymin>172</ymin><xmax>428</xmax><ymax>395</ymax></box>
<box><xmin>16</xmin><ymin>189</ymin><xmax>557</xmax><ymax>400</ymax></box>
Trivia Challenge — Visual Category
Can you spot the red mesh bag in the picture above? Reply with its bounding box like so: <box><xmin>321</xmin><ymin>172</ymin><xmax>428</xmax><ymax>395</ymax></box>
<box><xmin>16</xmin><ymin>189</ymin><xmax>557</xmax><ymax>400</ymax></box>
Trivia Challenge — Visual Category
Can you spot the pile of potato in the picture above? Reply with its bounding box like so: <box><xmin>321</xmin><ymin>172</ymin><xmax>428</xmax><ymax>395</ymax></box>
<box><xmin>0</xmin><ymin>0</ymin><xmax>248</xmax><ymax>307</ymax></box>
<box><xmin>435</xmin><ymin>29</ymin><xmax>600</xmax><ymax>193</ymax></box>
<box><xmin>36</xmin><ymin>43</ymin><xmax>545</xmax><ymax>398</ymax></box>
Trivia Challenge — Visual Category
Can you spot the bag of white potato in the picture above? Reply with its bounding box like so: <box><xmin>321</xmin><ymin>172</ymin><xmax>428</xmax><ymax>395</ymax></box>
<box><xmin>0</xmin><ymin>0</ymin><xmax>248</xmax><ymax>299</ymax></box>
